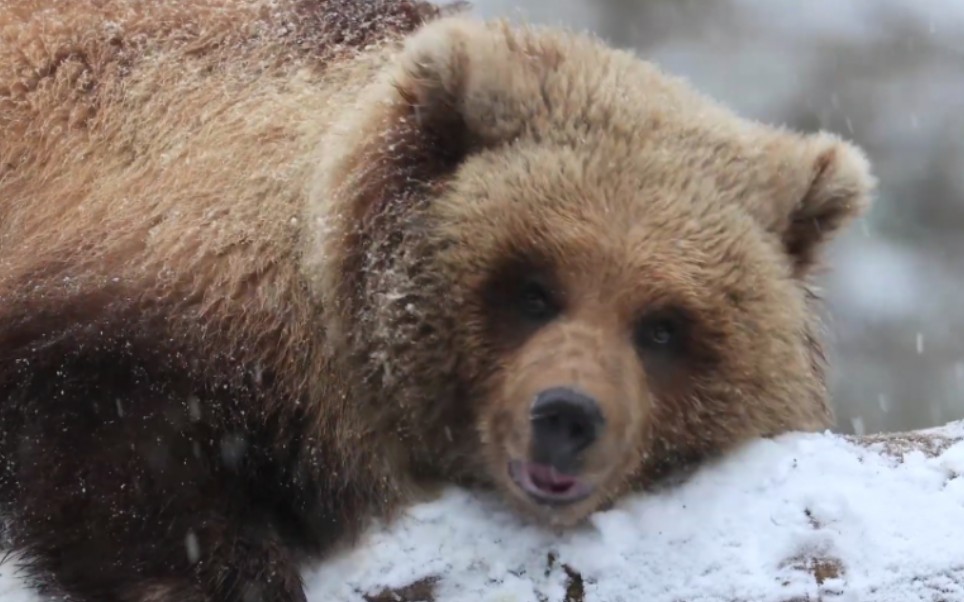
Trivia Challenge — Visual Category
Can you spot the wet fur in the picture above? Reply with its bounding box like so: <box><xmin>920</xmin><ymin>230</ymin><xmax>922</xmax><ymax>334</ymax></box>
<box><xmin>0</xmin><ymin>1</ymin><xmax>874</xmax><ymax>600</ymax></box>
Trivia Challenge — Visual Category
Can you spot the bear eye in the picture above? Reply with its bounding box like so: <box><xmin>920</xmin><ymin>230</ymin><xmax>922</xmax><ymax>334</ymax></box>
<box><xmin>517</xmin><ymin>280</ymin><xmax>558</xmax><ymax>323</ymax></box>
<box><xmin>634</xmin><ymin>312</ymin><xmax>686</xmax><ymax>353</ymax></box>
<box><xmin>647</xmin><ymin>321</ymin><xmax>675</xmax><ymax>346</ymax></box>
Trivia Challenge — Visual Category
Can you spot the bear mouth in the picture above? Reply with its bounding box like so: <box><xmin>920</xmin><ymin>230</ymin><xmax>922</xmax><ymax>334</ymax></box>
<box><xmin>507</xmin><ymin>460</ymin><xmax>594</xmax><ymax>506</ymax></box>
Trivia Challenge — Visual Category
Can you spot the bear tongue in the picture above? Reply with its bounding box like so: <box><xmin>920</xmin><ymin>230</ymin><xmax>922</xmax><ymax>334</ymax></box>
<box><xmin>527</xmin><ymin>463</ymin><xmax>577</xmax><ymax>494</ymax></box>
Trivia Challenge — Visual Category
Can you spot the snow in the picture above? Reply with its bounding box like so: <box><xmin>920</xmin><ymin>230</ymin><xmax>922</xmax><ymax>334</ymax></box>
<box><xmin>4</xmin><ymin>422</ymin><xmax>963</xmax><ymax>601</ymax></box>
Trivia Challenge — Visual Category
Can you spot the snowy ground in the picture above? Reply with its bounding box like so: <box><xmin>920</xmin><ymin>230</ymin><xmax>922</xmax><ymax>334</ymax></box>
<box><xmin>3</xmin><ymin>422</ymin><xmax>963</xmax><ymax>601</ymax></box>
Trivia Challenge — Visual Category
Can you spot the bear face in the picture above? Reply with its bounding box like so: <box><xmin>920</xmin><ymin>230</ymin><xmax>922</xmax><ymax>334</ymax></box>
<box><xmin>438</xmin><ymin>141</ymin><xmax>855</xmax><ymax>526</ymax></box>
<box><xmin>308</xmin><ymin>17</ymin><xmax>874</xmax><ymax>527</ymax></box>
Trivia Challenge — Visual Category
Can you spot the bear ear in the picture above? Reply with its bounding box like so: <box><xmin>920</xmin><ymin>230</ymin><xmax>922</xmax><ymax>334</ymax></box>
<box><xmin>311</xmin><ymin>18</ymin><xmax>543</xmax><ymax>237</ymax></box>
<box><xmin>303</xmin><ymin>17</ymin><xmax>547</xmax><ymax>336</ymax></box>
<box><xmin>764</xmin><ymin>132</ymin><xmax>876</xmax><ymax>277</ymax></box>
<box><xmin>388</xmin><ymin>17</ymin><xmax>545</xmax><ymax>164</ymax></box>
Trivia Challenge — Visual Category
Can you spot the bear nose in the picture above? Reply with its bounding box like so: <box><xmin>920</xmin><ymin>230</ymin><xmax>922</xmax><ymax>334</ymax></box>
<box><xmin>529</xmin><ymin>387</ymin><xmax>605</xmax><ymax>474</ymax></box>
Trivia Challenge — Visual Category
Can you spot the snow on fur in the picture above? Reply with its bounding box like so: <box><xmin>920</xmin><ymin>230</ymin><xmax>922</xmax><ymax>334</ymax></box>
<box><xmin>4</xmin><ymin>421</ymin><xmax>963</xmax><ymax>601</ymax></box>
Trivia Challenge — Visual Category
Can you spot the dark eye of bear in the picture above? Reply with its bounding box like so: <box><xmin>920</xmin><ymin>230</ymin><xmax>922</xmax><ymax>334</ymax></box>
<box><xmin>634</xmin><ymin>311</ymin><xmax>687</xmax><ymax>354</ymax></box>
<box><xmin>517</xmin><ymin>280</ymin><xmax>559</xmax><ymax>323</ymax></box>
<box><xmin>479</xmin><ymin>262</ymin><xmax>563</xmax><ymax>349</ymax></box>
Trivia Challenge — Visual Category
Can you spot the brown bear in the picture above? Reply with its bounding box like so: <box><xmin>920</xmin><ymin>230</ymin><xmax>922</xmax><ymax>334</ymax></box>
<box><xmin>0</xmin><ymin>0</ymin><xmax>874</xmax><ymax>600</ymax></box>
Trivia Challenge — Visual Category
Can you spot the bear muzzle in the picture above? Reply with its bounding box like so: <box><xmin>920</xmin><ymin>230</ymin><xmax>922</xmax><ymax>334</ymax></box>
<box><xmin>507</xmin><ymin>386</ymin><xmax>605</xmax><ymax>506</ymax></box>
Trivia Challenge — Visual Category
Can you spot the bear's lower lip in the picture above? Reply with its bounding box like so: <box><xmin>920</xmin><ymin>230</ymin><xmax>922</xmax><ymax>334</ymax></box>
<box><xmin>507</xmin><ymin>460</ymin><xmax>593</xmax><ymax>506</ymax></box>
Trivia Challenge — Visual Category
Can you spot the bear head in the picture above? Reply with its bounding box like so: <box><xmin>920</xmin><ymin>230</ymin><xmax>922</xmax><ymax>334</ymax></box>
<box><xmin>305</xmin><ymin>16</ymin><xmax>875</xmax><ymax>526</ymax></box>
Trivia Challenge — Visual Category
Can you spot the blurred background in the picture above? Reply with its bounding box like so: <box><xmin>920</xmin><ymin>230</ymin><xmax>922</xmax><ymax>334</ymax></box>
<box><xmin>470</xmin><ymin>0</ymin><xmax>964</xmax><ymax>436</ymax></box>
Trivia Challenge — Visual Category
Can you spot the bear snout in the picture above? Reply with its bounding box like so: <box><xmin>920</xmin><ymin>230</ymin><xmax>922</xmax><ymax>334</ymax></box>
<box><xmin>529</xmin><ymin>386</ymin><xmax>605</xmax><ymax>475</ymax></box>
<box><xmin>491</xmin><ymin>319</ymin><xmax>647</xmax><ymax>515</ymax></box>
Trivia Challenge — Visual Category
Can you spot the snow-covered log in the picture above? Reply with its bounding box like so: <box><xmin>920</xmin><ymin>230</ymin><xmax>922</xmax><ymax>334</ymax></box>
<box><xmin>3</xmin><ymin>422</ymin><xmax>964</xmax><ymax>602</ymax></box>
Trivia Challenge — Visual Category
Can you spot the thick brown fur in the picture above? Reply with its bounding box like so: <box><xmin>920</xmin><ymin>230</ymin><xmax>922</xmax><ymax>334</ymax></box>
<box><xmin>0</xmin><ymin>1</ymin><xmax>874</xmax><ymax>601</ymax></box>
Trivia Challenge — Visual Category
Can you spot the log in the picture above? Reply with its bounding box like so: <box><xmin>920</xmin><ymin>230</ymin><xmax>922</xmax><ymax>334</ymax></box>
<box><xmin>3</xmin><ymin>422</ymin><xmax>963</xmax><ymax>601</ymax></box>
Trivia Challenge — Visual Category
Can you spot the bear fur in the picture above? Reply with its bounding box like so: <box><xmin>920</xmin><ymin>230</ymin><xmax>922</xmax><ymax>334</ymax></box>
<box><xmin>0</xmin><ymin>1</ymin><xmax>874</xmax><ymax>600</ymax></box>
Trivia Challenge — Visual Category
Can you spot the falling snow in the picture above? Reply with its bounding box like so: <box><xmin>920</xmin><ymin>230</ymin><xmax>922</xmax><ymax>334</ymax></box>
<box><xmin>184</xmin><ymin>530</ymin><xmax>201</xmax><ymax>565</ymax></box>
<box><xmin>851</xmin><ymin>415</ymin><xmax>866</xmax><ymax>436</ymax></box>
